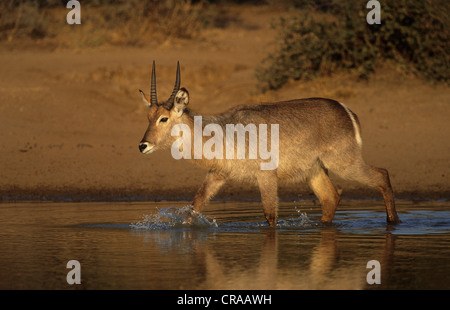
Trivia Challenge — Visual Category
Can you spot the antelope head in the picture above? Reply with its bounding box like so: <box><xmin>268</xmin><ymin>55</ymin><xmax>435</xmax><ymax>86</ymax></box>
<box><xmin>139</xmin><ymin>61</ymin><xmax>190</xmax><ymax>154</ymax></box>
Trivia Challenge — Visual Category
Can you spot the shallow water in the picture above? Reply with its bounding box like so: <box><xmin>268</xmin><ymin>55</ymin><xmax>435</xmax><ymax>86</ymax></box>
<box><xmin>0</xmin><ymin>199</ymin><xmax>449</xmax><ymax>289</ymax></box>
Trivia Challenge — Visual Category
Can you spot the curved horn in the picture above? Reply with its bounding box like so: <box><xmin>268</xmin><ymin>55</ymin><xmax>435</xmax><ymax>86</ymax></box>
<box><xmin>163</xmin><ymin>61</ymin><xmax>181</xmax><ymax>110</ymax></box>
<box><xmin>150</xmin><ymin>60</ymin><xmax>157</xmax><ymax>106</ymax></box>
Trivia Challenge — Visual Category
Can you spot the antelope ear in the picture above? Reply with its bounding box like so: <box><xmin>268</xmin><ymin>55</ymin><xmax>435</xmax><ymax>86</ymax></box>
<box><xmin>139</xmin><ymin>89</ymin><xmax>151</xmax><ymax>107</ymax></box>
<box><xmin>173</xmin><ymin>87</ymin><xmax>189</xmax><ymax>117</ymax></box>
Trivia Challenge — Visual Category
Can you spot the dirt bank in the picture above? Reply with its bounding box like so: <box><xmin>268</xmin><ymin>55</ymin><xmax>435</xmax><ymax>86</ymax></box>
<box><xmin>0</xmin><ymin>5</ymin><xmax>448</xmax><ymax>202</ymax></box>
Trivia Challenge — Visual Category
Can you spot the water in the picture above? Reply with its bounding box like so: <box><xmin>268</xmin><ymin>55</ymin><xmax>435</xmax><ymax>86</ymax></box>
<box><xmin>0</xmin><ymin>199</ymin><xmax>449</xmax><ymax>290</ymax></box>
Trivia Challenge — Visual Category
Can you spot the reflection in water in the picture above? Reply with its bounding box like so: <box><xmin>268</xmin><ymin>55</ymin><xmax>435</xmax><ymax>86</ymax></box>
<box><xmin>0</xmin><ymin>201</ymin><xmax>449</xmax><ymax>289</ymax></box>
<box><xmin>131</xmin><ymin>225</ymin><xmax>399</xmax><ymax>290</ymax></box>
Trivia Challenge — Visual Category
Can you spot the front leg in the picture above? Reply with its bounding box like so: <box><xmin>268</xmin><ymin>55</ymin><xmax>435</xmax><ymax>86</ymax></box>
<box><xmin>192</xmin><ymin>170</ymin><xmax>226</xmax><ymax>214</ymax></box>
<box><xmin>256</xmin><ymin>170</ymin><xmax>279</xmax><ymax>227</ymax></box>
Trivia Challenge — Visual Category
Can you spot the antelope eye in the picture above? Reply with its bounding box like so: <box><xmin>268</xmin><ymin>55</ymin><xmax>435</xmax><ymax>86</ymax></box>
<box><xmin>160</xmin><ymin>117</ymin><xmax>168</xmax><ymax>123</ymax></box>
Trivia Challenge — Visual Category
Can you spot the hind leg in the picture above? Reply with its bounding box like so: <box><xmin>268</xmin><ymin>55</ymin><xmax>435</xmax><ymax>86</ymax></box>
<box><xmin>308</xmin><ymin>166</ymin><xmax>341</xmax><ymax>224</ymax></box>
<box><xmin>361</xmin><ymin>166</ymin><xmax>401</xmax><ymax>224</ymax></box>
<box><xmin>330</xmin><ymin>158</ymin><xmax>401</xmax><ymax>224</ymax></box>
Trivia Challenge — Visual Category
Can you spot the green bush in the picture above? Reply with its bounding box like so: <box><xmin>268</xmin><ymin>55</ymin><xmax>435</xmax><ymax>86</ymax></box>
<box><xmin>256</xmin><ymin>0</ymin><xmax>449</xmax><ymax>91</ymax></box>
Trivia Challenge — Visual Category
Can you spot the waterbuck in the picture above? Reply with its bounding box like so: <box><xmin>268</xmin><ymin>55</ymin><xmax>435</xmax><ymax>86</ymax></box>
<box><xmin>138</xmin><ymin>61</ymin><xmax>401</xmax><ymax>226</ymax></box>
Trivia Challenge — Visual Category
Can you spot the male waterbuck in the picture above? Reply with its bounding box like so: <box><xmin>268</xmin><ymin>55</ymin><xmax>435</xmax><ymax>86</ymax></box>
<box><xmin>138</xmin><ymin>61</ymin><xmax>401</xmax><ymax>226</ymax></box>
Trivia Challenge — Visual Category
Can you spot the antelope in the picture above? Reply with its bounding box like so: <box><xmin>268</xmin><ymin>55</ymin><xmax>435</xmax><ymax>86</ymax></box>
<box><xmin>138</xmin><ymin>61</ymin><xmax>401</xmax><ymax>226</ymax></box>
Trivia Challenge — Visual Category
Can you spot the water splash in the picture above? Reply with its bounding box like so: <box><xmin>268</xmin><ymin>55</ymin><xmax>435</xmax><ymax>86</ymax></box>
<box><xmin>276</xmin><ymin>208</ymin><xmax>316</xmax><ymax>228</ymax></box>
<box><xmin>129</xmin><ymin>203</ymin><xmax>319</xmax><ymax>231</ymax></box>
<box><xmin>130</xmin><ymin>205</ymin><xmax>218</xmax><ymax>230</ymax></box>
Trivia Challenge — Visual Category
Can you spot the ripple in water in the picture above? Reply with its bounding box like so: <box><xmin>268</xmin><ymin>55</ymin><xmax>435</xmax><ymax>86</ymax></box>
<box><xmin>130</xmin><ymin>204</ymin><xmax>316</xmax><ymax>231</ymax></box>
<box><xmin>130</xmin><ymin>205</ymin><xmax>218</xmax><ymax>230</ymax></box>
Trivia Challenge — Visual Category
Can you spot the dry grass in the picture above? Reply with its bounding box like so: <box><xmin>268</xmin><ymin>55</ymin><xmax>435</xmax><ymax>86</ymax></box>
<box><xmin>0</xmin><ymin>0</ymin><xmax>223</xmax><ymax>49</ymax></box>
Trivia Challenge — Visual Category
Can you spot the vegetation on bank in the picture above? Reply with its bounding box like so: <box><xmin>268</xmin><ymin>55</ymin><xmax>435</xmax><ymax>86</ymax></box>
<box><xmin>256</xmin><ymin>0</ymin><xmax>449</xmax><ymax>90</ymax></box>
<box><xmin>1</xmin><ymin>0</ymin><xmax>448</xmax><ymax>87</ymax></box>
<box><xmin>0</xmin><ymin>0</ymin><xmax>223</xmax><ymax>47</ymax></box>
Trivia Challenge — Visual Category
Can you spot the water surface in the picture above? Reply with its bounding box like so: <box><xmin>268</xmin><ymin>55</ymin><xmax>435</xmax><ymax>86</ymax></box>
<box><xmin>0</xmin><ymin>199</ymin><xmax>449</xmax><ymax>289</ymax></box>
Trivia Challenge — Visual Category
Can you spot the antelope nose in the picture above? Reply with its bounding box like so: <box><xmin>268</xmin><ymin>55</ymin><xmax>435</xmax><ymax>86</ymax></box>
<box><xmin>139</xmin><ymin>142</ymin><xmax>155</xmax><ymax>154</ymax></box>
<box><xmin>139</xmin><ymin>143</ymin><xmax>148</xmax><ymax>153</ymax></box>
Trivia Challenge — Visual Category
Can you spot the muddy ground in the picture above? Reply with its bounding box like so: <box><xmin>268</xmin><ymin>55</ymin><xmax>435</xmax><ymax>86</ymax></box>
<box><xmin>0</xmin><ymin>5</ymin><xmax>448</xmax><ymax>202</ymax></box>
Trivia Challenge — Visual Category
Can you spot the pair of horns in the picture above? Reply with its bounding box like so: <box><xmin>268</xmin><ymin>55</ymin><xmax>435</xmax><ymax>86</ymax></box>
<box><xmin>150</xmin><ymin>60</ymin><xmax>180</xmax><ymax>110</ymax></box>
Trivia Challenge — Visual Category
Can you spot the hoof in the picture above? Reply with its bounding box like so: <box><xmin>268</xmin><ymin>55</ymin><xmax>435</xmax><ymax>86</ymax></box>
<box><xmin>320</xmin><ymin>216</ymin><xmax>334</xmax><ymax>225</ymax></box>
<box><xmin>266</xmin><ymin>218</ymin><xmax>277</xmax><ymax>227</ymax></box>
<box><xmin>182</xmin><ymin>209</ymin><xmax>198</xmax><ymax>225</ymax></box>
<box><xmin>387</xmin><ymin>217</ymin><xmax>402</xmax><ymax>224</ymax></box>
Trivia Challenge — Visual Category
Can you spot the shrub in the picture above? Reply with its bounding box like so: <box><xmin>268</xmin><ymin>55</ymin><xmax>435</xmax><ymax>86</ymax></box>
<box><xmin>0</xmin><ymin>0</ymin><xmax>222</xmax><ymax>47</ymax></box>
<box><xmin>256</xmin><ymin>0</ymin><xmax>449</xmax><ymax>91</ymax></box>
<box><xmin>0</xmin><ymin>1</ymin><xmax>52</xmax><ymax>42</ymax></box>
